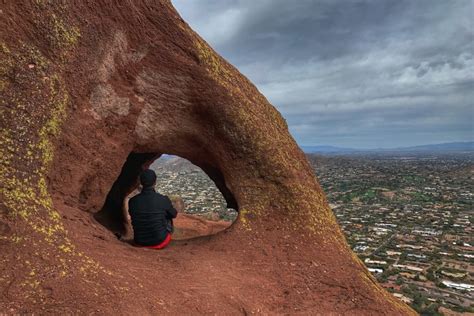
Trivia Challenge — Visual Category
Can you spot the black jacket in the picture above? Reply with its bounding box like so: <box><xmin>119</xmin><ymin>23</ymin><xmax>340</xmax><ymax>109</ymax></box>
<box><xmin>128</xmin><ymin>187</ymin><xmax>177</xmax><ymax>246</ymax></box>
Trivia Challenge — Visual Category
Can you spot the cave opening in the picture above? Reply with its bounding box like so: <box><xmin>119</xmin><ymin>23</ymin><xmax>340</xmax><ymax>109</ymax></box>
<box><xmin>95</xmin><ymin>152</ymin><xmax>238</xmax><ymax>242</ymax></box>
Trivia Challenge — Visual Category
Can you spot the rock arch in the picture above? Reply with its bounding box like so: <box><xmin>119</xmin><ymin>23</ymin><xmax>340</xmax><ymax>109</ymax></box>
<box><xmin>96</xmin><ymin>151</ymin><xmax>238</xmax><ymax>236</ymax></box>
<box><xmin>0</xmin><ymin>1</ymin><xmax>414</xmax><ymax>314</ymax></box>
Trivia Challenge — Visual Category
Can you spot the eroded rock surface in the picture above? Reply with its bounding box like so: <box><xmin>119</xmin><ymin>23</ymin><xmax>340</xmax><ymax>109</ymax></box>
<box><xmin>0</xmin><ymin>1</ymin><xmax>414</xmax><ymax>314</ymax></box>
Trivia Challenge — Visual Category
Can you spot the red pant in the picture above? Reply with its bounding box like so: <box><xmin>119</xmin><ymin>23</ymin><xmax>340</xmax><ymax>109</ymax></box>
<box><xmin>142</xmin><ymin>233</ymin><xmax>172</xmax><ymax>250</ymax></box>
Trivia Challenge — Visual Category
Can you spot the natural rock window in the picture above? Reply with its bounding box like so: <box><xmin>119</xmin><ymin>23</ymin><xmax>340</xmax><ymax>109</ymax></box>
<box><xmin>95</xmin><ymin>152</ymin><xmax>238</xmax><ymax>240</ymax></box>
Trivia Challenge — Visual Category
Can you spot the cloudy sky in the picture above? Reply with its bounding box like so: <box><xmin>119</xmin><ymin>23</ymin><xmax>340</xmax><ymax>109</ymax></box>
<box><xmin>172</xmin><ymin>0</ymin><xmax>473</xmax><ymax>148</ymax></box>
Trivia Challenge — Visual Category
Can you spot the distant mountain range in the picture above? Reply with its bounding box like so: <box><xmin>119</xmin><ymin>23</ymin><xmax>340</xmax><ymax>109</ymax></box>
<box><xmin>151</xmin><ymin>155</ymin><xmax>201</xmax><ymax>173</ymax></box>
<box><xmin>301</xmin><ymin>142</ymin><xmax>474</xmax><ymax>154</ymax></box>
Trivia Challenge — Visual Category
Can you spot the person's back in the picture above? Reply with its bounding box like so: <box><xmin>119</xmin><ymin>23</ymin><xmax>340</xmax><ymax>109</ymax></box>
<box><xmin>128</xmin><ymin>169</ymin><xmax>177</xmax><ymax>248</ymax></box>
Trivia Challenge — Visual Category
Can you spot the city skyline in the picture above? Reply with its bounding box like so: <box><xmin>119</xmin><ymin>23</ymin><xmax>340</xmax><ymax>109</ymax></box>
<box><xmin>172</xmin><ymin>0</ymin><xmax>473</xmax><ymax>149</ymax></box>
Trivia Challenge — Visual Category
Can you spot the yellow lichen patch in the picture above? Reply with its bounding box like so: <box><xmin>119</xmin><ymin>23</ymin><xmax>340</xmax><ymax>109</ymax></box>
<box><xmin>49</xmin><ymin>13</ymin><xmax>80</xmax><ymax>49</ymax></box>
<box><xmin>0</xmin><ymin>43</ymin><xmax>13</xmax><ymax>92</ymax></box>
<box><xmin>32</xmin><ymin>2</ymin><xmax>80</xmax><ymax>60</ymax></box>
<box><xmin>78</xmin><ymin>254</ymin><xmax>106</xmax><ymax>278</ymax></box>
<box><xmin>0</xmin><ymin>12</ymin><xmax>83</xmax><ymax>293</ymax></box>
<box><xmin>58</xmin><ymin>243</ymin><xmax>74</xmax><ymax>253</ymax></box>
<box><xmin>281</xmin><ymin>183</ymin><xmax>342</xmax><ymax>238</ymax></box>
<box><xmin>0</xmin><ymin>42</ymin><xmax>69</xmax><ymax>222</ymax></box>
<box><xmin>238</xmin><ymin>205</ymin><xmax>265</xmax><ymax>231</ymax></box>
<box><xmin>37</xmin><ymin>74</ymin><xmax>69</xmax><ymax>167</ymax></box>
<box><xmin>10</xmin><ymin>235</ymin><xmax>25</xmax><ymax>244</ymax></box>
<box><xmin>195</xmin><ymin>39</ymin><xmax>232</xmax><ymax>83</ymax></box>
<box><xmin>238</xmin><ymin>208</ymin><xmax>253</xmax><ymax>231</ymax></box>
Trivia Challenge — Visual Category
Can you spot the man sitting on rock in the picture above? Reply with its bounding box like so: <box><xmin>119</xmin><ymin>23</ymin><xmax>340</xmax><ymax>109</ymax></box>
<box><xmin>128</xmin><ymin>169</ymin><xmax>177</xmax><ymax>249</ymax></box>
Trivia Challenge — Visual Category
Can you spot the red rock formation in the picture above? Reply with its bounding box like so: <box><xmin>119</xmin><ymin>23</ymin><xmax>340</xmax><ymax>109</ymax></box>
<box><xmin>0</xmin><ymin>1</ymin><xmax>414</xmax><ymax>314</ymax></box>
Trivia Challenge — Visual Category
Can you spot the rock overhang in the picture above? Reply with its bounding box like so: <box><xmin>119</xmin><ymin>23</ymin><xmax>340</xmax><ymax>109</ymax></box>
<box><xmin>0</xmin><ymin>1</ymin><xmax>415</xmax><ymax>314</ymax></box>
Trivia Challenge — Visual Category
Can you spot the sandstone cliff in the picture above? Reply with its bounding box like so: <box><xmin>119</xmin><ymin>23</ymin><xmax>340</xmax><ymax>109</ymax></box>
<box><xmin>0</xmin><ymin>1</ymin><xmax>414</xmax><ymax>314</ymax></box>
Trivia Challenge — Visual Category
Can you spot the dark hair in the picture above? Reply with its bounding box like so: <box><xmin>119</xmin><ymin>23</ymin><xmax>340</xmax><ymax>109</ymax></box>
<box><xmin>139</xmin><ymin>169</ymin><xmax>157</xmax><ymax>187</ymax></box>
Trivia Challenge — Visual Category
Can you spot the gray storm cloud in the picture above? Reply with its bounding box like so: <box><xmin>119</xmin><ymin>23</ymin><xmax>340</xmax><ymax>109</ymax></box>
<box><xmin>172</xmin><ymin>0</ymin><xmax>473</xmax><ymax>148</ymax></box>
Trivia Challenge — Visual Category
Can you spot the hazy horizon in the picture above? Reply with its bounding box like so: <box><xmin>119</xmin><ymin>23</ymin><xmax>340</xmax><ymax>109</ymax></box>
<box><xmin>172</xmin><ymin>0</ymin><xmax>473</xmax><ymax>149</ymax></box>
<box><xmin>300</xmin><ymin>140</ymin><xmax>474</xmax><ymax>150</ymax></box>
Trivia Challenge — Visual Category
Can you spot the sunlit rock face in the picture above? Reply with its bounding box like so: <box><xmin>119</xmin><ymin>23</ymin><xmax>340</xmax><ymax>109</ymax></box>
<box><xmin>0</xmin><ymin>1</ymin><xmax>414</xmax><ymax>314</ymax></box>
